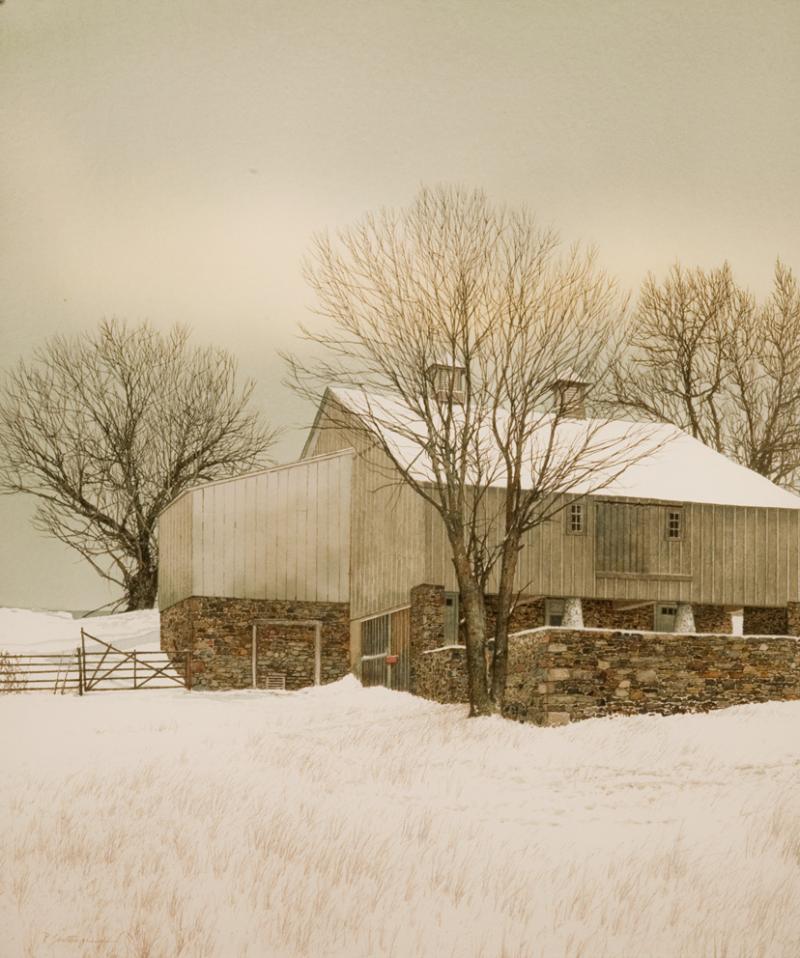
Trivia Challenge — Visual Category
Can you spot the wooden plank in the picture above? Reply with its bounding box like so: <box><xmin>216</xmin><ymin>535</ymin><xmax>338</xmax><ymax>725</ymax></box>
<box><xmin>765</xmin><ymin>509</ymin><xmax>778</xmax><ymax>607</ymax></box>
<box><xmin>339</xmin><ymin>455</ymin><xmax>353</xmax><ymax>604</ymax></box>
<box><xmin>242</xmin><ymin>476</ymin><xmax>256</xmax><ymax>597</ymax></box>
<box><xmin>254</xmin><ymin>473</ymin><xmax>268</xmax><ymax>599</ymax></box>
<box><xmin>230</xmin><ymin>478</ymin><xmax>242</xmax><ymax>596</ymax></box>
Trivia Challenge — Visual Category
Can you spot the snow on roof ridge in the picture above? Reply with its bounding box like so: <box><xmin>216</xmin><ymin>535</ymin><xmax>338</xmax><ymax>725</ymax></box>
<box><xmin>328</xmin><ymin>385</ymin><xmax>800</xmax><ymax>510</ymax></box>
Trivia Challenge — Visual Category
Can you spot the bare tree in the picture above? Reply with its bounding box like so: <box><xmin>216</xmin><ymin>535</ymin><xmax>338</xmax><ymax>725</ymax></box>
<box><xmin>725</xmin><ymin>262</ymin><xmax>800</xmax><ymax>486</ymax></box>
<box><xmin>612</xmin><ymin>260</ymin><xmax>800</xmax><ymax>488</ymax></box>
<box><xmin>286</xmin><ymin>186</ymin><xmax>660</xmax><ymax>715</ymax></box>
<box><xmin>0</xmin><ymin>320</ymin><xmax>277</xmax><ymax>610</ymax></box>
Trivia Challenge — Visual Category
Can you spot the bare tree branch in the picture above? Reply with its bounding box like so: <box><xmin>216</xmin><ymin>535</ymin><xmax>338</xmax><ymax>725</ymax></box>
<box><xmin>0</xmin><ymin>320</ymin><xmax>278</xmax><ymax>609</ymax></box>
<box><xmin>609</xmin><ymin>259</ymin><xmax>800</xmax><ymax>489</ymax></box>
<box><xmin>285</xmin><ymin>185</ymin><xmax>662</xmax><ymax>714</ymax></box>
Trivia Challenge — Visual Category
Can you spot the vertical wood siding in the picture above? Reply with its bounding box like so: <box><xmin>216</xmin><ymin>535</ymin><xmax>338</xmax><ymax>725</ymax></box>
<box><xmin>158</xmin><ymin>451</ymin><xmax>353</xmax><ymax>608</ymax></box>
<box><xmin>158</xmin><ymin>490</ymin><xmax>193</xmax><ymax>610</ymax></box>
<box><xmin>421</xmin><ymin>490</ymin><xmax>800</xmax><ymax>606</ymax></box>
<box><xmin>349</xmin><ymin>443</ymin><xmax>427</xmax><ymax>619</ymax></box>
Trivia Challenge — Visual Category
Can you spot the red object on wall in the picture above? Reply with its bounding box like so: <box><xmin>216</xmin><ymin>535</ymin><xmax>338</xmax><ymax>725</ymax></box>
<box><xmin>386</xmin><ymin>655</ymin><xmax>399</xmax><ymax>665</ymax></box>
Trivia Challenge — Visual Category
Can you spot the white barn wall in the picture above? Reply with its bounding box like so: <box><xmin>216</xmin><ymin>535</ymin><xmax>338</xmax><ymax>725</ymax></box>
<box><xmin>158</xmin><ymin>490</ymin><xmax>193</xmax><ymax>610</ymax></box>
<box><xmin>158</xmin><ymin>451</ymin><xmax>353</xmax><ymax>610</ymax></box>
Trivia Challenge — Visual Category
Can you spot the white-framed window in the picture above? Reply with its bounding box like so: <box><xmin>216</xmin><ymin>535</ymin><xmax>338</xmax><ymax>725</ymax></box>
<box><xmin>666</xmin><ymin>508</ymin><xmax>683</xmax><ymax>540</ymax></box>
<box><xmin>566</xmin><ymin>502</ymin><xmax>585</xmax><ymax>535</ymax></box>
<box><xmin>545</xmin><ymin>598</ymin><xmax>565</xmax><ymax>627</ymax></box>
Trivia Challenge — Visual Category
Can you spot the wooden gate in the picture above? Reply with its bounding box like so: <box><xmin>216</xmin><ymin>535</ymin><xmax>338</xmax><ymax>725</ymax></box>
<box><xmin>80</xmin><ymin>631</ymin><xmax>186</xmax><ymax>692</ymax></box>
<box><xmin>0</xmin><ymin>631</ymin><xmax>187</xmax><ymax>694</ymax></box>
<box><xmin>360</xmin><ymin>607</ymin><xmax>410</xmax><ymax>691</ymax></box>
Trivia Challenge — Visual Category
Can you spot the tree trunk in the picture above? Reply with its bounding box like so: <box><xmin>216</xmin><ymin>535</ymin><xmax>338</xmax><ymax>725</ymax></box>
<box><xmin>490</xmin><ymin>538</ymin><xmax>520</xmax><ymax>707</ymax></box>
<box><xmin>452</xmin><ymin>552</ymin><xmax>494</xmax><ymax>716</ymax></box>
<box><xmin>125</xmin><ymin>565</ymin><xmax>158</xmax><ymax>611</ymax></box>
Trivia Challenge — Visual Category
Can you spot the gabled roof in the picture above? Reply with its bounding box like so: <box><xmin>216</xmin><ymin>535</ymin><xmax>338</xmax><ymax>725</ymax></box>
<box><xmin>324</xmin><ymin>386</ymin><xmax>800</xmax><ymax>510</ymax></box>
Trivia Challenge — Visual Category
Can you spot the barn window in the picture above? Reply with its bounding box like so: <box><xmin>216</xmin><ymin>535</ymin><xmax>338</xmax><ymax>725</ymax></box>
<box><xmin>545</xmin><ymin>599</ymin><xmax>565</xmax><ymax>627</ymax></box>
<box><xmin>666</xmin><ymin>508</ymin><xmax>683</xmax><ymax>540</ymax></box>
<box><xmin>566</xmin><ymin>502</ymin><xmax>585</xmax><ymax>535</ymax></box>
<box><xmin>654</xmin><ymin>604</ymin><xmax>677</xmax><ymax>632</ymax></box>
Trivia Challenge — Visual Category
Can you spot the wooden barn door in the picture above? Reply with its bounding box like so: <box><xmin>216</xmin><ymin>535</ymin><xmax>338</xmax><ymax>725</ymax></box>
<box><xmin>390</xmin><ymin>607</ymin><xmax>410</xmax><ymax>692</ymax></box>
<box><xmin>360</xmin><ymin>607</ymin><xmax>410</xmax><ymax>691</ymax></box>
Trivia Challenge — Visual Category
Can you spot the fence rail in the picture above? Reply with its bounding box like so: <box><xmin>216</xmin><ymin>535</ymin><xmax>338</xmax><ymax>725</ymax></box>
<box><xmin>0</xmin><ymin>631</ymin><xmax>188</xmax><ymax>694</ymax></box>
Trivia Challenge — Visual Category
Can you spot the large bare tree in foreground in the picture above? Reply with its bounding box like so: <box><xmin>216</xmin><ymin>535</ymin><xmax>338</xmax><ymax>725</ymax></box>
<box><xmin>286</xmin><ymin>186</ymin><xmax>660</xmax><ymax>715</ymax></box>
<box><xmin>0</xmin><ymin>320</ymin><xmax>277</xmax><ymax>610</ymax></box>
<box><xmin>611</xmin><ymin>260</ymin><xmax>800</xmax><ymax>488</ymax></box>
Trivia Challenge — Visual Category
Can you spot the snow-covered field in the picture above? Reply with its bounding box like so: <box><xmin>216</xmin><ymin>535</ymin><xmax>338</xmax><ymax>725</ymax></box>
<box><xmin>2</xmin><ymin>673</ymin><xmax>800</xmax><ymax>958</ymax></box>
<box><xmin>0</xmin><ymin>607</ymin><xmax>160</xmax><ymax>654</ymax></box>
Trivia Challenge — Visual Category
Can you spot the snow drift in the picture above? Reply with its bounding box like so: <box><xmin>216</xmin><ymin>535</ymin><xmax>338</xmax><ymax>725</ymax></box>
<box><xmin>2</xmin><ymin>672</ymin><xmax>800</xmax><ymax>956</ymax></box>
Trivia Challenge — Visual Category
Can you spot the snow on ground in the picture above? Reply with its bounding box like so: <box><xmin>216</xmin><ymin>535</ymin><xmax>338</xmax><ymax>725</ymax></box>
<box><xmin>2</xmin><ymin>681</ymin><xmax>800</xmax><ymax>958</ymax></box>
<box><xmin>0</xmin><ymin>608</ymin><xmax>160</xmax><ymax>654</ymax></box>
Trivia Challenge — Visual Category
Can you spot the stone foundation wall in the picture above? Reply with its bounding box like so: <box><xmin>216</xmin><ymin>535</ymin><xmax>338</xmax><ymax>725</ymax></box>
<box><xmin>485</xmin><ymin>597</ymin><xmax>733</xmax><ymax>632</ymax></box>
<box><xmin>160</xmin><ymin>596</ymin><xmax>350</xmax><ymax>690</ymax></box>
<box><xmin>582</xmin><ymin>600</ymin><xmax>654</xmax><ymax>630</ymax></box>
<box><xmin>743</xmin><ymin>606</ymin><xmax>788</xmax><ymax>636</ymax></box>
<box><xmin>692</xmin><ymin>604</ymin><xmax>733</xmax><ymax>633</ymax></box>
<box><xmin>417</xmin><ymin>626</ymin><xmax>800</xmax><ymax>725</ymax></box>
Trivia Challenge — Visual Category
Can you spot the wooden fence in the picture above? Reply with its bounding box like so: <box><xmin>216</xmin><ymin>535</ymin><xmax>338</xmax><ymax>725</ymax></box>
<box><xmin>0</xmin><ymin>630</ymin><xmax>188</xmax><ymax>694</ymax></box>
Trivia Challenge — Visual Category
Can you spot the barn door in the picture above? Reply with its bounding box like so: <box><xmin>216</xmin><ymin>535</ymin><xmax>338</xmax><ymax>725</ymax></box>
<box><xmin>390</xmin><ymin>607</ymin><xmax>410</xmax><ymax>691</ymax></box>
<box><xmin>361</xmin><ymin>614</ymin><xmax>390</xmax><ymax>687</ymax></box>
<box><xmin>360</xmin><ymin>607</ymin><xmax>411</xmax><ymax>691</ymax></box>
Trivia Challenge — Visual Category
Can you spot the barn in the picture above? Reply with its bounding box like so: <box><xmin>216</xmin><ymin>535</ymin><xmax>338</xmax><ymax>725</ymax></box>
<box><xmin>159</xmin><ymin>379</ymin><xmax>800</xmax><ymax>700</ymax></box>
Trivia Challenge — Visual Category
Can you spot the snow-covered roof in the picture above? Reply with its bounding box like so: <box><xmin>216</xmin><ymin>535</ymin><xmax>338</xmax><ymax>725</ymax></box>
<box><xmin>326</xmin><ymin>386</ymin><xmax>800</xmax><ymax>510</ymax></box>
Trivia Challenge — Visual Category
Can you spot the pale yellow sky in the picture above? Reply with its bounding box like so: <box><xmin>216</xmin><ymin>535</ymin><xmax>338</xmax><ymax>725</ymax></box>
<box><xmin>1</xmin><ymin>0</ymin><xmax>798</xmax><ymax>608</ymax></box>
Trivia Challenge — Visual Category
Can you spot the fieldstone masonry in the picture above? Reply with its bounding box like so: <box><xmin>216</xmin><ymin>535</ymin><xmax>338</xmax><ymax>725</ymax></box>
<box><xmin>416</xmin><ymin>645</ymin><xmax>469</xmax><ymax>703</ymax></box>
<box><xmin>417</xmin><ymin>626</ymin><xmax>800</xmax><ymax>725</ymax></box>
<box><xmin>409</xmin><ymin>584</ymin><xmax>446</xmax><ymax>692</ymax></box>
<box><xmin>788</xmin><ymin>602</ymin><xmax>800</xmax><ymax>637</ymax></box>
<box><xmin>161</xmin><ymin>596</ymin><xmax>350</xmax><ymax>690</ymax></box>
<box><xmin>743</xmin><ymin>606</ymin><xmax>788</xmax><ymax>635</ymax></box>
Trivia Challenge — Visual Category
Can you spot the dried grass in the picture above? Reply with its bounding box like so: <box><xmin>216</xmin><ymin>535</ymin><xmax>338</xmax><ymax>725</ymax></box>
<box><xmin>2</xmin><ymin>682</ymin><xmax>799</xmax><ymax>957</ymax></box>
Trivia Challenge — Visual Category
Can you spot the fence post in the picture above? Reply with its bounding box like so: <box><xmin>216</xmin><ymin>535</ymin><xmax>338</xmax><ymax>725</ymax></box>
<box><xmin>80</xmin><ymin>629</ymin><xmax>87</xmax><ymax>693</ymax></box>
<box><xmin>76</xmin><ymin>646</ymin><xmax>83</xmax><ymax>696</ymax></box>
<box><xmin>184</xmin><ymin>650</ymin><xmax>193</xmax><ymax>691</ymax></box>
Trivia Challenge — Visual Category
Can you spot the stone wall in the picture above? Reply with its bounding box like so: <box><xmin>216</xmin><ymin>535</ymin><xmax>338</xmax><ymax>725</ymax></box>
<box><xmin>416</xmin><ymin>626</ymin><xmax>800</xmax><ymax>725</ymax></box>
<box><xmin>416</xmin><ymin>646</ymin><xmax>469</xmax><ymax>704</ymax></box>
<box><xmin>743</xmin><ymin>606</ymin><xmax>788</xmax><ymax>636</ymax></box>
<box><xmin>582</xmin><ymin>600</ymin><xmax>654</xmax><ymax>630</ymax></box>
<box><xmin>786</xmin><ymin>602</ymin><xmax>800</xmax><ymax>637</ymax></box>
<box><xmin>692</xmin><ymin>604</ymin><xmax>733</xmax><ymax>633</ymax></box>
<box><xmin>505</xmin><ymin>628</ymin><xmax>800</xmax><ymax>726</ymax></box>
<box><xmin>409</xmin><ymin>584</ymin><xmax>446</xmax><ymax>692</ymax></box>
<box><xmin>160</xmin><ymin>596</ymin><xmax>350</xmax><ymax>690</ymax></box>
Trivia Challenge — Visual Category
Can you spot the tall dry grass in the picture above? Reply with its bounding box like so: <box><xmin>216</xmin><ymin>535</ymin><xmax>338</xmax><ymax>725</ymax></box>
<box><xmin>1</xmin><ymin>681</ymin><xmax>799</xmax><ymax>957</ymax></box>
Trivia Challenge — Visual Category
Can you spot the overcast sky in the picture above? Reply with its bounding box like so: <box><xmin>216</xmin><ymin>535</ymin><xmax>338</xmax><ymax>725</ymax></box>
<box><xmin>1</xmin><ymin>0</ymin><xmax>798</xmax><ymax>610</ymax></box>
